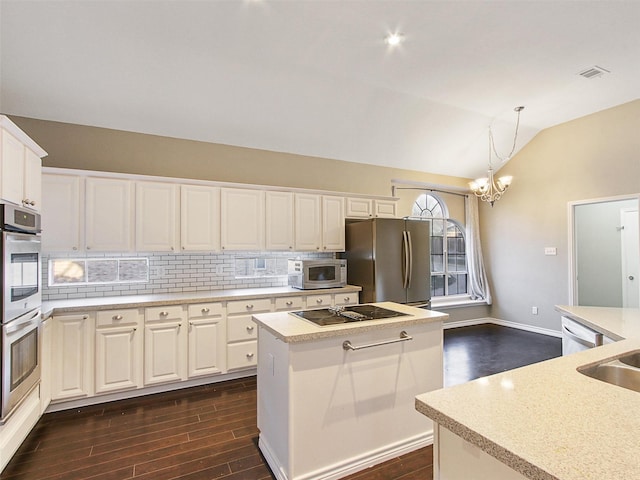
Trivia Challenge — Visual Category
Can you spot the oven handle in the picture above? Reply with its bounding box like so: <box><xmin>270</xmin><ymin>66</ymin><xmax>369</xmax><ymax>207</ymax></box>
<box><xmin>5</xmin><ymin>309</ymin><xmax>41</xmax><ymax>334</ymax></box>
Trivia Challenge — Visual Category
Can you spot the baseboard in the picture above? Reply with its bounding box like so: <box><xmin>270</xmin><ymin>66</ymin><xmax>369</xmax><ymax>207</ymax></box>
<box><xmin>259</xmin><ymin>432</ymin><xmax>433</xmax><ymax>480</ymax></box>
<box><xmin>443</xmin><ymin>317</ymin><xmax>562</xmax><ymax>339</ymax></box>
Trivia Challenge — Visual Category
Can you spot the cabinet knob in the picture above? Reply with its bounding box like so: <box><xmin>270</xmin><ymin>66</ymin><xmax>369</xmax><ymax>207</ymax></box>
<box><xmin>30</xmin><ymin>200</ymin><xmax>36</xmax><ymax>206</ymax></box>
<box><xmin>246</xmin><ymin>352</ymin><xmax>254</xmax><ymax>358</ymax></box>
<box><xmin>246</xmin><ymin>325</ymin><xmax>254</xmax><ymax>332</ymax></box>
<box><xmin>286</xmin><ymin>301</ymin><xmax>293</xmax><ymax>306</ymax></box>
<box><xmin>630</xmin><ymin>276</ymin><xmax>635</xmax><ymax>280</ymax></box>
<box><xmin>201</xmin><ymin>307</ymin><xmax>210</xmax><ymax>313</ymax></box>
<box><xmin>344</xmin><ymin>297</ymin><xmax>350</xmax><ymax>302</ymax></box>
<box><xmin>316</xmin><ymin>299</ymin><xmax>323</xmax><ymax>304</ymax></box>
<box><xmin>246</xmin><ymin>304</ymin><xmax>254</xmax><ymax>310</ymax></box>
<box><xmin>72</xmin><ymin>246</ymin><xmax>78</xmax><ymax>250</ymax></box>
<box><xmin>132</xmin><ymin>328</ymin><xmax>137</xmax><ymax>332</ymax></box>
<box><xmin>86</xmin><ymin>246</ymin><xmax>91</xmax><ymax>250</ymax></box>
<box><xmin>113</xmin><ymin>315</ymin><xmax>123</xmax><ymax>321</ymax></box>
<box><xmin>160</xmin><ymin>311</ymin><xmax>169</xmax><ymax>317</ymax></box>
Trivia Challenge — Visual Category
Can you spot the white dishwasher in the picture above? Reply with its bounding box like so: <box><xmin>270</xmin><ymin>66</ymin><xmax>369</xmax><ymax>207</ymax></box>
<box><xmin>561</xmin><ymin>316</ymin><xmax>603</xmax><ymax>355</ymax></box>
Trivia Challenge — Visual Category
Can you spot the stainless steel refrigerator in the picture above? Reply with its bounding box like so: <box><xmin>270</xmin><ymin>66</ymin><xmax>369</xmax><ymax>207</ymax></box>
<box><xmin>342</xmin><ymin>218</ymin><xmax>431</xmax><ymax>305</ymax></box>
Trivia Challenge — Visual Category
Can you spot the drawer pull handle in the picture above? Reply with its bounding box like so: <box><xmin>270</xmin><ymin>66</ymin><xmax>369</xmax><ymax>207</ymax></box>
<box><xmin>160</xmin><ymin>311</ymin><xmax>169</xmax><ymax>317</ymax></box>
<box><xmin>201</xmin><ymin>307</ymin><xmax>210</xmax><ymax>313</ymax></box>
<box><xmin>246</xmin><ymin>325</ymin><xmax>254</xmax><ymax>332</ymax></box>
<box><xmin>286</xmin><ymin>301</ymin><xmax>293</xmax><ymax>306</ymax></box>
<box><xmin>246</xmin><ymin>352</ymin><xmax>254</xmax><ymax>358</ymax></box>
<box><xmin>246</xmin><ymin>304</ymin><xmax>254</xmax><ymax>310</ymax></box>
<box><xmin>82</xmin><ymin>315</ymin><xmax>88</xmax><ymax>320</ymax></box>
<box><xmin>344</xmin><ymin>297</ymin><xmax>350</xmax><ymax>302</ymax></box>
<box><xmin>132</xmin><ymin>328</ymin><xmax>137</xmax><ymax>332</ymax></box>
<box><xmin>316</xmin><ymin>299</ymin><xmax>323</xmax><ymax>304</ymax></box>
<box><xmin>343</xmin><ymin>331</ymin><xmax>413</xmax><ymax>351</ymax></box>
<box><xmin>113</xmin><ymin>315</ymin><xmax>123</xmax><ymax>321</ymax></box>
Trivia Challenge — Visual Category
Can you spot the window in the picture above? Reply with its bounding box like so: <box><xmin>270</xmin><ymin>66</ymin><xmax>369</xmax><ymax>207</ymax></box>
<box><xmin>49</xmin><ymin>258</ymin><xmax>149</xmax><ymax>286</ymax></box>
<box><xmin>412</xmin><ymin>193</ymin><xmax>468</xmax><ymax>298</ymax></box>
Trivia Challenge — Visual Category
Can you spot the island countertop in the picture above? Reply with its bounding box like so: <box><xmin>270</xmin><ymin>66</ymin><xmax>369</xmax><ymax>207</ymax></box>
<box><xmin>252</xmin><ymin>301</ymin><xmax>448</xmax><ymax>343</ymax></box>
<box><xmin>416</xmin><ymin>306</ymin><xmax>640</xmax><ymax>480</ymax></box>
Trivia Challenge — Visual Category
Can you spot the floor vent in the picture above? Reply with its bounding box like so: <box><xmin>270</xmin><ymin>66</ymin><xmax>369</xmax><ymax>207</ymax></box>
<box><xmin>578</xmin><ymin>65</ymin><xmax>610</xmax><ymax>79</ymax></box>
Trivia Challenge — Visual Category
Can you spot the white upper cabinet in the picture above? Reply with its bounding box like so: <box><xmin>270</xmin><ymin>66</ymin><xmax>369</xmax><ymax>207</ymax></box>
<box><xmin>346</xmin><ymin>197</ymin><xmax>397</xmax><ymax>218</ymax></box>
<box><xmin>266</xmin><ymin>191</ymin><xmax>294</xmax><ymax>251</ymax></box>
<box><xmin>221</xmin><ymin>188</ymin><xmax>265</xmax><ymax>250</ymax></box>
<box><xmin>85</xmin><ymin>177</ymin><xmax>134</xmax><ymax>251</ymax></box>
<box><xmin>322</xmin><ymin>196</ymin><xmax>345</xmax><ymax>251</ymax></box>
<box><xmin>135</xmin><ymin>181</ymin><xmax>178</xmax><ymax>252</ymax></box>
<box><xmin>294</xmin><ymin>193</ymin><xmax>322</xmax><ymax>251</ymax></box>
<box><xmin>180</xmin><ymin>185</ymin><xmax>220</xmax><ymax>252</ymax></box>
<box><xmin>0</xmin><ymin>117</ymin><xmax>47</xmax><ymax>211</ymax></box>
<box><xmin>295</xmin><ymin>194</ymin><xmax>345</xmax><ymax>251</ymax></box>
<box><xmin>41</xmin><ymin>174</ymin><xmax>83</xmax><ymax>252</ymax></box>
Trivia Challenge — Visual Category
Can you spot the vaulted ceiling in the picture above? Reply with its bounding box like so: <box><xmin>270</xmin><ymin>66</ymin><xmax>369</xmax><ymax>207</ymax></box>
<box><xmin>1</xmin><ymin>1</ymin><xmax>639</xmax><ymax>179</ymax></box>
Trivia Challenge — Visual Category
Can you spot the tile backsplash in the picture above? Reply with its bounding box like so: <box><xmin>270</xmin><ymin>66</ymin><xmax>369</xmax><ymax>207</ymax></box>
<box><xmin>42</xmin><ymin>251</ymin><xmax>333</xmax><ymax>301</ymax></box>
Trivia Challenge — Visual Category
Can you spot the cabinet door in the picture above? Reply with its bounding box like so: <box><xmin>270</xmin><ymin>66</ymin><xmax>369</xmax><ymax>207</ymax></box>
<box><xmin>85</xmin><ymin>177</ymin><xmax>134</xmax><ymax>251</ymax></box>
<box><xmin>51</xmin><ymin>314</ymin><xmax>94</xmax><ymax>401</ymax></box>
<box><xmin>180</xmin><ymin>185</ymin><xmax>220</xmax><ymax>251</ymax></box>
<box><xmin>294</xmin><ymin>193</ymin><xmax>321</xmax><ymax>251</ymax></box>
<box><xmin>373</xmin><ymin>199</ymin><xmax>397</xmax><ymax>218</ymax></box>
<box><xmin>41</xmin><ymin>174</ymin><xmax>82</xmax><ymax>252</ymax></box>
<box><xmin>346</xmin><ymin>198</ymin><xmax>373</xmax><ymax>218</ymax></box>
<box><xmin>136</xmin><ymin>181</ymin><xmax>178</xmax><ymax>251</ymax></box>
<box><xmin>266</xmin><ymin>191</ymin><xmax>294</xmax><ymax>251</ymax></box>
<box><xmin>144</xmin><ymin>321</ymin><xmax>186</xmax><ymax>385</ymax></box>
<box><xmin>23</xmin><ymin>148</ymin><xmax>42</xmax><ymax>211</ymax></box>
<box><xmin>322</xmin><ymin>196</ymin><xmax>345</xmax><ymax>251</ymax></box>
<box><xmin>188</xmin><ymin>318</ymin><xmax>225</xmax><ymax>378</ymax></box>
<box><xmin>95</xmin><ymin>326</ymin><xmax>141</xmax><ymax>394</ymax></box>
<box><xmin>1</xmin><ymin>128</ymin><xmax>25</xmax><ymax>206</ymax></box>
<box><xmin>221</xmin><ymin>188</ymin><xmax>265</xmax><ymax>250</ymax></box>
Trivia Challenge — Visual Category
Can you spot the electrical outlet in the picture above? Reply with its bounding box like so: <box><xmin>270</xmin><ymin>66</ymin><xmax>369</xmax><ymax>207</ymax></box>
<box><xmin>532</xmin><ymin>306</ymin><xmax>538</xmax><ymax>315</ymax></box>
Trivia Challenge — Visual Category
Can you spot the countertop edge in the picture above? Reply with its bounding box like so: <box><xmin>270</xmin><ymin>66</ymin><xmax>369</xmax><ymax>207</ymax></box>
<box><xmin>254</xmin><ymin>313</ymin><xmax>447</xmax><ymax>343</ymax></box>
<box><xmin>42</xmin><ymin>285</ymin><xmax>362</xmax><ymax>318</ymax></box>
<box><xmin>414</xmin><ymin>399</ymin><xmax>556</xmax><ymax>480</ymax></box>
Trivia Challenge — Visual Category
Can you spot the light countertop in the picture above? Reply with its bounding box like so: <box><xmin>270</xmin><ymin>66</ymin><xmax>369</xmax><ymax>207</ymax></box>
<box><xmin>41</xmin><ymin>285</ymin><xmax>362</xmax><ymax>318</ymax></box>
<box><xmin>252</xmin><ymin>301</ymin><xmax>448</xmax><ymax>343</ymax></box>
<box><xmin>415</xmin><ymin>305</ymin><xmax>640</xmax><ymax>480</ymax></box>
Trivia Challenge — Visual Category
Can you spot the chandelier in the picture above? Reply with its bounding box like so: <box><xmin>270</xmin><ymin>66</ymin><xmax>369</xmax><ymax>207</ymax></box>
<box><xmin>470</xmin><ymin>106</ymin><xmax>524</xmax><ymax>206</ymax></box>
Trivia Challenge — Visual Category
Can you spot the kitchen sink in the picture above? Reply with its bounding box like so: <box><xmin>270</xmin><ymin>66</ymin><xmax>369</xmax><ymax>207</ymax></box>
<box><xmin>579</xmin><ymin>351</ymin><xmax>640</xmax><ymax>393</ymax></box>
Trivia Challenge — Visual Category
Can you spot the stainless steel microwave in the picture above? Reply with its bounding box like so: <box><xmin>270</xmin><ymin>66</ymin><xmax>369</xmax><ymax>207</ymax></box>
<box><xmin>287</xmin><ymin>259</ymin><xmax>347</xmax><ymax>290</ymax></box>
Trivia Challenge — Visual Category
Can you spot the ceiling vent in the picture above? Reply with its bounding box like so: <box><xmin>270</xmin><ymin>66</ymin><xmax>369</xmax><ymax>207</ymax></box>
<box><xmin>578</xmin><ymin>65</ymin><xmax>610</xmax><ymax>79</ymax></box>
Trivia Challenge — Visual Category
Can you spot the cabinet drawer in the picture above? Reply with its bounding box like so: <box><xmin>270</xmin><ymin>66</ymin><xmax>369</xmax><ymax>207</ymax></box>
<box><xmin>96</xmin><ymin>309</ymin><xmax>139</xmax><ymax>327</ymax></box>
<box><xmin>188</xmin><ymin>302</ymin><xmax>223</xmax><ymax>319</ymax></box>
<box><xmin>227</xmin><ymin>341</ymin><xmax>257</xmax><ymax>370</ymax></box>
<box><xmin>274</xmin><ymin>296</ymin><xmax>304</xmax><ymax>311</ymax></box>
<box><xmin>145</xmin><ymin>305</ymin><xmax>183</xmax><ymax>322</ymax></box>
<box><xmin>227</xmin><ymin>298</ymin><xmax>272</xmax><ymax>315</ymax></box>
<box><xmin>305</xmin><ymin>294</ymin><xmax>332</xmax><ymax>308</ymax></box>
<box><xmin>227</xmin><ymin>316</ymin><xmax>258</xmax><ymax>342</ymax></box>
<box><xmin>334</xmin><ymin>293</ymin><xmax>358</xmax><ymax>306</ymax></box>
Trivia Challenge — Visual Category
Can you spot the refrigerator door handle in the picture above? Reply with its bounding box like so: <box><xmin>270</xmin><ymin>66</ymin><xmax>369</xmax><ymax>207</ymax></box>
<box><xmin>402</xmin><ymin>230</ymin><xmax>410</xmax><ymax>289</ymax></box>
<box><xmin>406</xmin><ymin>230</ymin><xmax>413</xmax><ymax>288</ymax></box>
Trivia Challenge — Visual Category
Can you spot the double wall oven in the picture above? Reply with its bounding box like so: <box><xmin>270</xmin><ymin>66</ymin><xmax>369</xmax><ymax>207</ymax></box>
<box><xmin>1</xmin><ymin>203</ymin><xmax>42</xmax><ymax>423</ymax></box>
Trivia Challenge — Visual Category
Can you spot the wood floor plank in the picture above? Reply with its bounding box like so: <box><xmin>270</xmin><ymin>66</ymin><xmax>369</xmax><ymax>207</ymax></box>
<box><xmin>0</xmin><ymin>377</ymin><xmax>432</xmax><ymax>480</ymax></box>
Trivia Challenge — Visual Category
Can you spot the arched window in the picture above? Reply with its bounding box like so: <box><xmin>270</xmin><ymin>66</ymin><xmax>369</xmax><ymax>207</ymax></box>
<box><xmin>412</xmin><ymin>193</ymin><xmax>468</xmax><ymax>298</ymax></box>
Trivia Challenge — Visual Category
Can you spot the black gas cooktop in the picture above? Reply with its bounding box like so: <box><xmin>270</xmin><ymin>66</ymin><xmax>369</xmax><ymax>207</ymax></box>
<box><xmin>289</xmin><ymin>304</ymin><xmax>408</xmax><ymax>326</ymax></box>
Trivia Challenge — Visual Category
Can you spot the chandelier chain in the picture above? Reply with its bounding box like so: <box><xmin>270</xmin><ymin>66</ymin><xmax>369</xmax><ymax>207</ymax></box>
<box><xmin>489</xmin><ymin>106</ymin><xmax>523</xmax><ymax>164</ymax></box>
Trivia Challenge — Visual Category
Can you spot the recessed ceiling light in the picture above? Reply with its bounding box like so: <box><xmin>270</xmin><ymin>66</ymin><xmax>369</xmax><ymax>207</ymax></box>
<box><xmin>385</xmin><ymin>32</ymin><xmax>404</xmax><ymax>47</ymax></box>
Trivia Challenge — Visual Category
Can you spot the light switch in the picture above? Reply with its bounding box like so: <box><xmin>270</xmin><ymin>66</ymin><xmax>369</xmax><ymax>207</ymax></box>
<box><xmin>544</xmin><ymin>247</ymin><xmax>557</xmax><ymax>256</ymax></box>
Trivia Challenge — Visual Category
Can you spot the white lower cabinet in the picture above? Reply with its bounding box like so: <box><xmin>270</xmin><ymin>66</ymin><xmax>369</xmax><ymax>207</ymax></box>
<box><xmin>95</xmin><ymin>309</ymin><xmax>143</xmax><ymax>394</ymax></box>
<box><xmin>187</xmin><ymin>303</ymin><xmax>226</xmax><ymax>378</ymax></box>
<box><xmin>144</xmin><ymin>306</ymin><xmax>187</xmax><ymax>386</ymax></box>
<box><xmin>333</xmin><ymin>292</ymin><xmax>358</xmax><ymax>306</ymax></box>
<box><xmin>305</xmin><ymin>293</ymin><xmax>332</xmax><ymax>308</ymax></box>
<box><xmin>226</xmin><ymin>298</ymin><xmax>270</xmax><ymax>370</ymax></box>
<box><xmin>51</xmin><ymin>313</ymin><xmax>94</xmax><ymax>401</ymax></box>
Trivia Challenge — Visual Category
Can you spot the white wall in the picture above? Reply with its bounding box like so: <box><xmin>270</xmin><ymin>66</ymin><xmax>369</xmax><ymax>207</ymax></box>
<box><xmin>482</xmin><ymin>100</ymin><xmax>640</xmax><ymax>331</ymax></box>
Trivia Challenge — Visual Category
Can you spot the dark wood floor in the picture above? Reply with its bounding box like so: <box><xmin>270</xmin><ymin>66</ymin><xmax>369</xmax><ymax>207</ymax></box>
<box><xmin>1</xmin><ymin>324</ymin><xmax>560</xmax><ymax>480</ymax></box>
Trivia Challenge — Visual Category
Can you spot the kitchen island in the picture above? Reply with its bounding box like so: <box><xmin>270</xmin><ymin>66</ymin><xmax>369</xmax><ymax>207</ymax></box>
<box><xmin>252</xmin><ymin>302</ymin><xmax>447</xmax><ymax>480</ymax></box>
<box><xmin>416</xmin><ymin>305</ymin><xmax>640</xmax><ymax>480</ymax></box>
